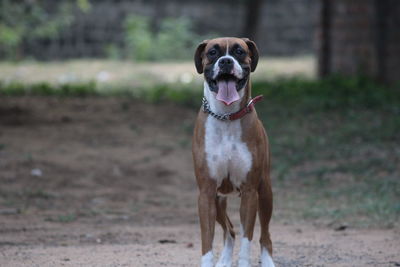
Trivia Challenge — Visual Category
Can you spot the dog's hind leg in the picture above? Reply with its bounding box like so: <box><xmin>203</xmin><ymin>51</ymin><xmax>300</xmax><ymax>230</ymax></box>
<box><xmin>258</xmin><ymin>177</ymin><xmax>275</xmax><ymax>267</ymax></box>
<box><xmin>215</xmin><ymin>196</ymin><xmax>235</xmax><ymax>267</ymax></box>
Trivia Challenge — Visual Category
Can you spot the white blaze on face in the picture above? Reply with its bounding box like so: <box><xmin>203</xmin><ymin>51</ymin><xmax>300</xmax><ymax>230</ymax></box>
<box><xmin>212</xmin><ymin>42</ymin><xmax>244</xmax><ymax>80</ymax></box>
<box><xmin>212</xmin><ymin>55</ymin><xmax>244</xmax><ymax>80</ymax></box>
<box><xmin>209</xmin><ymin>43</ymin><xmax>245</xmax><ymax>106</ymax></box>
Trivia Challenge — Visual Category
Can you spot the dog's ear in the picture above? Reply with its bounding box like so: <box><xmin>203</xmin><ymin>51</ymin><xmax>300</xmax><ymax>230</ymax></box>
<box><xmin>194</xmin><ymin>40</ymin><xmax>208</xmax><ymax>74</ymax></box>
<box><xmin>242</xmin><ymin>38</ymin><xmax>259</xmax><ymax>72</ymax></box>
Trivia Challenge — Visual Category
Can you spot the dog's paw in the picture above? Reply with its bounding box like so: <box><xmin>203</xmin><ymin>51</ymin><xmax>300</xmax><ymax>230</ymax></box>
<box><xmin>260</xmin><ymin>248</ymin><xmax>275</xmax><ymax>267</ymax></box>
<box><xmin>237</xmin><ymin>258</ymin><xmax>251</xmax><ymax>267</ymax></box>
<box><xmin>216</xmin><ymin>235</ymin><xmax>234</xmax><ymax>267</ymax></box>
<box><xmin>216</xmin><ymin>257</ymin><xmax>232</xmax><ymax>267</ymax></box>
<box><xmin>216</xmin><ymin>262</ymin><xmax>231</xmax><ymax>267</ymax></box>
<box><xmin>201</xmin><ymin>251</ymin><xmax>214</xmax><ymax>267</ymax></box>
<box><xmin>238</xmin><ymin>237</ymin><xmax>251</xmax><ymax>267</ymax></box>
<box><xmin>216</xmin><ymin>252</ymin><xmax>233</xmax><ymax>267</ymax></box>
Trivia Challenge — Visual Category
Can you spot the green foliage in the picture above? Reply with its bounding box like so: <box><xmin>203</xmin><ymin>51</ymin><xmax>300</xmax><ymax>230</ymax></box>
<box><xmin>122</xmin><ymin>15</ymin><xmax>210</xmax><ymax>61</ymax></box>
<box><xmin>59</xmin><ymin>82</ymin><xmax>97</xmax><ymax>96</ymax></box>
<box><xmin>125</xmin><ymin>16</ymin><xmax>154</xmax><ymax>61</ymax></box>
<box><xmin>145</xmin><ymin>75</ymin><xmax>400</xmax><ymax>111</ymax></box>
<box><xmin>154</xmin><ymin>17</ymin><xmax>199</xmax><ymax>60</ymax></box>
<box><xmin>1</xmin><ymin>76</ymin><xmax>399</xmax><ymax>110</ymax></box>
<box><xmin>0</xmin><ymin>81</ymin><xmax>97</xmax><ymax>97</ymax></box>
<box><xmin>104</xmin><ymin>44</ymin><xmax>122</xmax><ymax>60</ymax></box>
<box><xmin>76</xmin><ymin>0</ymin><xmax>91</xmax><ymax>13</ymax></box>
<box><xmin>0</xmin><ymin>24</ymin><xmax>22</xmax><ymax>51</ymax></box>
<box><xmin>252</xmin><ymin>75</ymin><xmax>400</xmax><ymax>111</ymax></box>
<box><xmin>0</xmin><ymin>0</ymin><xmax>91</xmax><ymax>60</ymax></box>
<box><xmin>137</xmin><ymin>83</ymin><xmax>201</xmax><ymax>107</ymax></box>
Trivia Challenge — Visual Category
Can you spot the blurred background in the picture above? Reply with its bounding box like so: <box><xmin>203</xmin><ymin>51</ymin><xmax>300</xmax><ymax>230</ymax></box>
<box><xmin>0</xmin><ymin>0</ymin><xmax>399</xmax><ymax>266</ymax></box>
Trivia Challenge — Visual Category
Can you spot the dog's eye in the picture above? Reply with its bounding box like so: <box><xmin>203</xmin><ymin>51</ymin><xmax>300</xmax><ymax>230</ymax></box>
<box><xmin>235</xmin><ymin>48</ymin><xmax>244</xmax><ymax>55</ymax></box>
<box><xmin>208</xmin><ymin>49</ymin><xmax>217</xmax><ymax>56</ymax></box>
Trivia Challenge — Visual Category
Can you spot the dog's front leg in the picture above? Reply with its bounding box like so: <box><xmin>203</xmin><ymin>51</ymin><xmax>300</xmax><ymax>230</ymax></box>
<box><xmin>198</xmin><ymin>178</ymin><xmax>217</xmax><ymax>267</ymax></box>
<box><xmin>238</xmin><ymin>186</ymin><xmax>258</xmax><ymax>267</ymax></box>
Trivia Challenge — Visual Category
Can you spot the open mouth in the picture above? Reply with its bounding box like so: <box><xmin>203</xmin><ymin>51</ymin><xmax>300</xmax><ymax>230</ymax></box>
<box><xmin>208</xmin><ymin>73</ymin><xmax>248</xmax><ymax>106</ymax></box>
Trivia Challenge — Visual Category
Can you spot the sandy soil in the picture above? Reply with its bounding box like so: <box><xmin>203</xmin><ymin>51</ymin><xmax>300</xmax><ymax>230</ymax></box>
<box><xmin>0</xmin><ymin>97</ymin><xmax>399</xmax><ymax>266</ymax></box>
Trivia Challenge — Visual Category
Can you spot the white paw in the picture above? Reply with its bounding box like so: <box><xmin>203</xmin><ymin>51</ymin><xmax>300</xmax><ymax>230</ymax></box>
<box><xmin>216</xmin><ymin>235</ymin><xmax>234</xmax><ymax>267</ymax></box>
<box><xmin>216</xmin><ymin>260</ymin><xmax>232</xmax><ymax>267</ymax></box>
<box><xmin>260</xmin><ymin>247</ymin><xmax>275</xmax><ymax>267</ymax></box>
<box><xmin>201</xmin><ymin>251</ymin><xmax>214</xmax><ymax>267</ymax></box>
<box><xmin>238</xmin><ymin>237</ymin><xmax>251</xmax><ymax>267</ymax></box>
<box><xmin>238</xmin><ymin>258</ymin><xmax>251</xmax><ymax>267</ymax></box>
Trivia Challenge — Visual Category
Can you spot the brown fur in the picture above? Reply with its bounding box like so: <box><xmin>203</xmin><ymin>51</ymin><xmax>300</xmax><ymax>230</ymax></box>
<box><xmin>192</xmin><ymin>37</ymin><xmax>274</xmax><ymax>257</ymax></box>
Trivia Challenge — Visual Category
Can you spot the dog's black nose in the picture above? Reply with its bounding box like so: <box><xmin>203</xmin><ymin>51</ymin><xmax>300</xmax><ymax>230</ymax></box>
<box><xmin>219</xmin><ymin>57</ymin><xmax>233</xmax><ymax>68</ymax></box>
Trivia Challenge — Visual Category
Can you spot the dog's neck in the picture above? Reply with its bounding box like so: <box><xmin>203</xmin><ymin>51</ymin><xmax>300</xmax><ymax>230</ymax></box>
<box><xmin>203</xmin><ymin>81</ymin><xmax>251</xmax><ymax>116</ymax></box>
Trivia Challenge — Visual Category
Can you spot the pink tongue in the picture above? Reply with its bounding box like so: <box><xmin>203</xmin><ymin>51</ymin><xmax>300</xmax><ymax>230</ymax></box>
<box><xmin>216</xmin><ymin>80</ymin><xmax>240</xmax><ymax>105</ymax></box>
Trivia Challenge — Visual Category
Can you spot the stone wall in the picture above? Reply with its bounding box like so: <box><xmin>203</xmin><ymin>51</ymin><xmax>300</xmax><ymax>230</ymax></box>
<box><xmin>22</xmin><ymin>0</ymin><xmax>319</xmax><ymax>60</ymax></box>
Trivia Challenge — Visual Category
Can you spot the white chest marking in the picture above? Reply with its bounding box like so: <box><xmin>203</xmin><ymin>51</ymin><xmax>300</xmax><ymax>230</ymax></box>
<box><xmin>204</xmin><ymin>116</ymin><xmax>252</xmax><ymax>188</ymax></box>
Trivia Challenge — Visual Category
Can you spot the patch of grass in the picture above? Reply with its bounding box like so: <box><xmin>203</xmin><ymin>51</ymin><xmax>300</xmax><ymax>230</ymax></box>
<box><xmin>0</xmin><ymin>81</ymin><xmax>97</xmax><ymax>97</ymax></box>
<box><xmin>45</xmin><ymin>214</ymin><xmax>76</xmax><ymax>223</ymax></box>
<box><xmin>302</xmin><ymin>174</ymin><xmax>399</xmax><ymax>227</ymax></box>
<box><xmin>1</xmin><ymin>75</ymin><xmax>398</xmax><ymax>109</ymax></box>
<box><xmin>253</xmin><ymin>75</ymin><xmax>400</xmax><ymax>111</ymax></box>
<box><xmin>136</xmin><ymin>83</ymin><xmax>201</xmax><ymax>108</ymax></box>
<box><xmin>268</xmin><ymin>108</ymin><xmax>399</xmax><ymax>227</ymax></box>
<box><xmin>247</xmin><ymin>76</ymin><xmax>399</xmax><ymax>227</ymax></box>
<box><xmin>26</xmin><ymin>189</ymin><xmax>54</xmax><ymax>199</ymax></box>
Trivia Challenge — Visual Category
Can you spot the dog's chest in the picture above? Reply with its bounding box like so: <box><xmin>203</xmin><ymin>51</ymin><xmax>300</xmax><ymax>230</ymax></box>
<box><xmin>204</xmin><ymin>117</ymin><xmax>252</xmax><ymax>188</ymax></box>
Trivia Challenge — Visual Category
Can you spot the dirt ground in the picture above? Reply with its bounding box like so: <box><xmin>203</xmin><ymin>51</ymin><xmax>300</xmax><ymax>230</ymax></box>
<box><xmin>0</xmin><ymin>97</ymin><xmax>399</xmax><ymax>266</ymax></box>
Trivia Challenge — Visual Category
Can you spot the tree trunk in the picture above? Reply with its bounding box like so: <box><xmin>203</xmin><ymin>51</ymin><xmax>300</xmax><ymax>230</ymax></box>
<box><xmin>374</xmin><ymin>0</ymin><xmax>388</xmax><ymax>83</ymax></box>
<box><xmin>242</xmin><ymin>0</ymin><xmax>264</xmax><ymax>42</ymax></box>
<box><xmin>318</xmin><ymin>0</ymin><xmax>332</xmax><ymax>78</ymax></box>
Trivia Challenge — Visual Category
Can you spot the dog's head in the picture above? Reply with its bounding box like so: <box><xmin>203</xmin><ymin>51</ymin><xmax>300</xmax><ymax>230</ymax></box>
<box><xmin>194</xmin><ymin>37</ymin><xmax>259</xmax><ymax>106</ymax></box>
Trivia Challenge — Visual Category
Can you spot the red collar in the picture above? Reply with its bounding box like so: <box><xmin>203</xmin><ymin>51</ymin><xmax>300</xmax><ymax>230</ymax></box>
<box><xmin>202</xmin><ymin>95</ymin><xmax>264</xmax><ymax>121</ymax></box>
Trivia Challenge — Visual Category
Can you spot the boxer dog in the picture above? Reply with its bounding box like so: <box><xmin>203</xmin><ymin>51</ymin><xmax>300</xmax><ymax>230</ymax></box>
<box><xmin>192</xmin><ymin>37</ymin><xmax>275</xmax><ymax>267</ymax></box>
